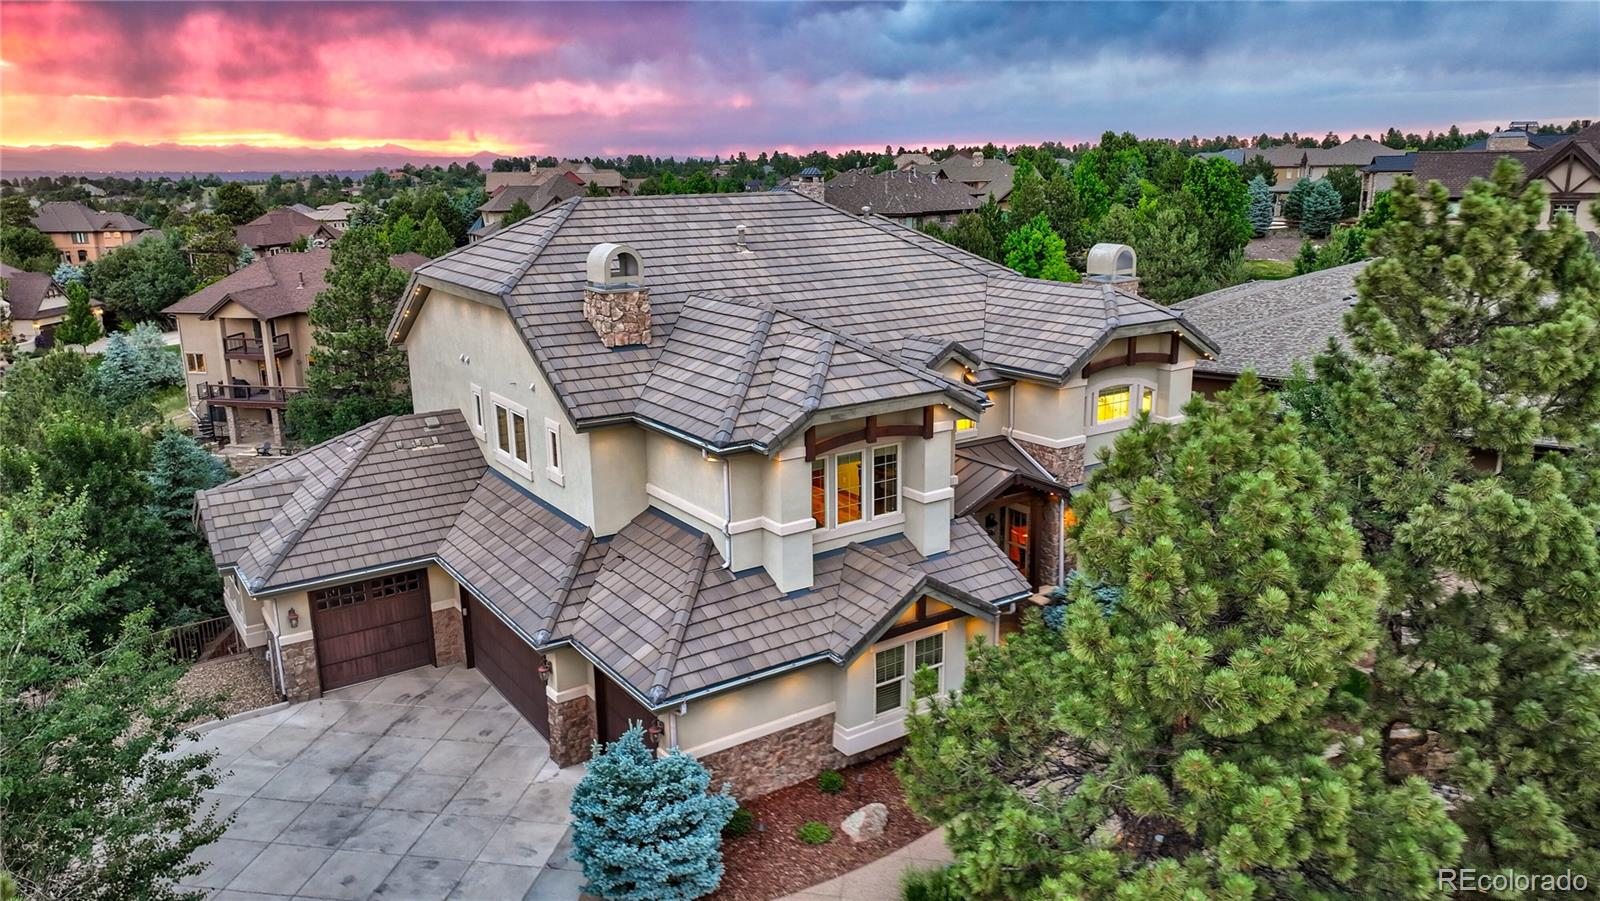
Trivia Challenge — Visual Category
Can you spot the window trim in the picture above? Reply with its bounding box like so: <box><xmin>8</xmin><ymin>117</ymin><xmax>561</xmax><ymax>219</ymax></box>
<box><xmin>1088</xmin><ymin>380</ymin><xmax>1157</xmax><ymax>433</ymax></box>
<box><xmin>809</xmin><ymin>441</ymin><xmax>904</xmax><ymax>536</ymax></box>
<box><xmin>870</xmin><ymin>625</ymin><xmax>948</xmax><ymax>719</ymax></box>
<box><xmin>185</xmin><ymin>352</ymin><xmax>206</xmax><ymax>374</ymax></box>
<box><xmin>469</xmin><ymin>384</ymin><xmax>485</xmax><ymax>439</ymax></box>
<box><xmin>543</xmin><ymin>418</ymin><xmax>565</xmax><ymax>486</ymax></box>
<box><xmin>488</xmin><ymin>392</ymin><xmax>531</xmax><ymax>474</ymax></box>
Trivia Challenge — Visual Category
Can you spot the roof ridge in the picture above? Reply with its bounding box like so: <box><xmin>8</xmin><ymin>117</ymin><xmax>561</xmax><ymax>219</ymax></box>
<box><xmin>535</xmin><ymin>526</ymin><xmax>594</xmax><ymax>643</ymax></box>
<box><xmin>648</xmin><ymin>534</ymin><xmax>714</xmax><ymax>702</ymax></box>
<box><xmin>498</xmin><ymin>196</ymin><xmax>581</xmax><ymax>296</ymax></box>
<box><xmin>249</xmin><ymin>416</ymin><xmax>394</xmax><ymax>590</ymax></box>
<box><xmin>711</xmin><ymin>303</ymin><xmax>777</xmax><ymax>446</ymax></box>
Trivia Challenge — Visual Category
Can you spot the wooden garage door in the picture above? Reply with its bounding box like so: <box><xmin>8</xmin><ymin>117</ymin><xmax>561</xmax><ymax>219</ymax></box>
<box><xmin>596</xmin><ymin>670</ymin><xmax>657</xmax><ymax>747</ymax></box>
<box><xmin>311</xmin><ymin>570</ymin><xmax>433</xmax><ymax>691</ymax></box>
<box><xmin>466</xmin><ymin>593</ymin><xmax>549</xmax><ymax>737</ymax></box>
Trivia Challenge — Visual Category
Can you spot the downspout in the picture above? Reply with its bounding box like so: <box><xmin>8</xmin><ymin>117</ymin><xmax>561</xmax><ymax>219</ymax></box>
<box><xmin>722</xmin><ymin>456</ymin><xmax>733</xmax><ymax>570</ymax></box>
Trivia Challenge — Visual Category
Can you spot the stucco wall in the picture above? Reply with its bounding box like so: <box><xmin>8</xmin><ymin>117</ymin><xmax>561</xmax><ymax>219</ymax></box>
<box><xmin>674</xmin><ymin>661</ymin><xmax>840</xmax><ymax>757</ymax></box>
<box><xmin>175</xmin><ymin>314</ymin><xmax>224</xmax><ymax>404</ymax></box>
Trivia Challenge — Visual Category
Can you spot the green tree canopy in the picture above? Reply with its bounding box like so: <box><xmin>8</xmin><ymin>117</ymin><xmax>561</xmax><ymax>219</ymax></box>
<box><xmin>0</xmin><ymin>195</ymin><xmax>59</xmax><ymax>273</ymax></box>
<box><xmin>212</xmin><ymin>182</ymin><xmax>264</xmax><ymax>225</ymax></box>
<box><xmin>1094</xmin><ymin>203</ymin><xmax>1214</xmax><ymax>304</ymax></box>
<box><xmin>900</xmin><ymin>377</ymin><xmax>1463</xmax><ymax>899</ymax></box>
<box><xmin>1001</xmin><ymin>212</ymin><xmax>1077</xmax><ymax>282</ymax></box>
<box><xmin>1299</xmin><ymin>180</ymin><xmax>1343</xmax><ymax>238</ymax></box>
<box><xmin>501</xmin><ymin>198</ymin><xmax>535</xmax><ymax>229</ymax></box>
<box><xmin>183</xmin><ymin>212</ymin><xmax>241</xmax><ymax>285</ymax></box>
<box><xmin>1180</xmin><ymin>156</ymin><xmax>1253</xmax><ymax>270</ymax></box>
<box><xmin>1325</xmin><ymin>165</ymin><xmax>1362</xmax><ymax>218</ymax></box>
<box><xmin>1246</xmin><ymin>175</ymin><xmax>1274</xmax><ymax>237</ymax></box>
<box><xmin>1295</xmin><ymin>160</ymin><xmax>1600</xmax><ymax>878</ymax></box>
<box><xmin>1283</xmin><ymin>177</ymin><xmax>1315</xmax><ymax>223</ymax></box>
<box><xmin>415</xmin><ymin>211</ymin><xmax>453</xmax><ymax>257</ymax></box>
<box><xmin>286</xmin><ymin>226</ymin><xmax>413</xmax><ymax>444</ymax></box>
<box><xmin>54</xmin><ymin>280</ymin><xmax>102</xmax><ymax>347</ymax></box>
<box><xmin>386</xmin><ymin>212</ymin><xmax>417</xmax><ymax>254</ymax></box>
<box><xmin>87</xmin><ymin>234</ymin><xmax>194</xmax><ymax>322</ymax></box>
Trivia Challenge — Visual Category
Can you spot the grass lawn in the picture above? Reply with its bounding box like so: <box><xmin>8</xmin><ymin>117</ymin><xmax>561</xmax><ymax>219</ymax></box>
<box><xmin>1240</xmin><ymin>259</ymin><xmax>1296</xmax><ymax>281</ymax></box>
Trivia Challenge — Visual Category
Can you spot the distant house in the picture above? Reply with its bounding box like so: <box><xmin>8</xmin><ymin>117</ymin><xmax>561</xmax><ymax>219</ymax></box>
<box><xmin>894</xmin><ymin>152</ymin><xmax>936</xmax><ymax>170</ymax></box>
<box><xmin>1203</xmin><ymin>141</ymin><xmax>1404</xmax><ymax>214</ymax></box>
<box><xmin>1359</xmin><ymin>152</ymin><xmax>1417</xmax><ymax>211</ymax></box>
<box><xmin>1402</xmin><ymin>123</ymin><xmax>1600</xmax><ymax>233</ymax></box>
<box><xmin>0</xmin><ymin>260</ymin><xmax>96</xmax><ymax>352</ymax></box>
<box><xmin>485</xmin><ymin>161</ymin><xmax>626</xmax><ymax>197</ymax></box>
<box><xmin>234</xmin><ymin>208</ymin><xmax>338</xmax><ymax>256</ymax></box>
<box><xmin>307</xmin><ymin>201</ymin><xmax>356</xmax><ymax>231</ymax></box>
<box><xmin>823</xmin><ymin>169</ymin><xmax>981</xmax><ymax>228</ymax></box>
<box><xmin>470</xmin><ymin>177</ymin><xmax>584</xmax><ymax>241</ymax></box>
<box><xmin>915</xmin><ymin>152</ymin><xmax>1017</xmax><ymax>205</ymax></box>
<box><xmin>81</xmin><ymin>183</ymin><xmax>107</xmax><ymax>198</ymax></box>
<box><xmin>162</xmin><ymin>249</ymin><xmax>427</xmax><ymax>448</ymax></box>
<box><xmin>30</xmin><ymin>201</ymin><xmax>154</xmax><ymax>264</ymax></box>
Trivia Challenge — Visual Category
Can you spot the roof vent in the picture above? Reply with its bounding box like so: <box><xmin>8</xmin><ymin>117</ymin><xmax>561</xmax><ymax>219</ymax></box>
<box><xmin>297</xmin><ymin>271</ymin><xmax>305</xmax><ymax>289</ymax></box>
<box><xmin>735</xmin><ymin>224</ymin><xmax>748</xmax><ymax>252</ymax></box>
<box><xmin>1084</xmin><ymin>242</ymin><xmax>1141</xmax><ymax>297</ymax></box>
<box><xmin>972</xmin><ymin>151</ymin><xmax>984</xmax><ymax>164</ymax></box>
<box><xmin>423</xmin><ymin>415</ymin><xmax>442</xmax><ymax>430</ymax></box>
<box><xmin>860</xmin><ymin>204</ymin><xmax>871</xmax><ymax>217</ymax></box>
<box><xmin>583</xmin><ymin>243</ymin><xmax>651</xmax><ymax>347</ymax></box>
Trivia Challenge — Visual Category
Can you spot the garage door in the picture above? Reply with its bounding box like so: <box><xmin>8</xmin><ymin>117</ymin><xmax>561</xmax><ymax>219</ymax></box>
<box><xmin>466</xmin><ymin>593</ymin><xmax>549</xmax><ymax>737</ymax></box>
<box><xmin>596</xmin><ymin>670</ymin><xmax>658</xmax><ymax>747</ymax></box>
<box><xmin>310</xmin><ymin>570</ymin><xmax>434</xmax><ymax>691</ymax></box>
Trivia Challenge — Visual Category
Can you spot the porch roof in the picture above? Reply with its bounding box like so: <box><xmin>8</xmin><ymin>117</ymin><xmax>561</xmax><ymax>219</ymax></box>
<box><xmin>952</xmin><ymin>435</ymin><xmax>1070</xmax><ymax>516</ymax></box>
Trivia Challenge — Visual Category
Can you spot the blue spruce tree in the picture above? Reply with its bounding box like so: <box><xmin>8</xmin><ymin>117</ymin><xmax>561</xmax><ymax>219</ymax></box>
<box><xmin>570</xmin><ymin>726</ymin><xmax>736</xmax><ymax>900</ymax></box>
<box><xmin>1246</xmin><ymin>175</ymin><xmax>1274</xmax><ymax>236</ymax></box>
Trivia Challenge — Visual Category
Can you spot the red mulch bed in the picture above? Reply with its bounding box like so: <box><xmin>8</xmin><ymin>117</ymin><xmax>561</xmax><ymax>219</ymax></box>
<box><xmin>712</xmin><ymin>754</ymin><xmax>932</xmax><ymax>901</ymax></box>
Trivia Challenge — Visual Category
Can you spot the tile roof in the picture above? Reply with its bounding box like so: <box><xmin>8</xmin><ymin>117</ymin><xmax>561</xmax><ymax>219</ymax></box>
<box><xmin>1410</xmin><ymin>149</ymin><xmax>1547</xmax><ymax>197</ymax></box>
<box><xmin>916</xmin><ymin>156</ymin><xmax>1016</xmax><ymax>201</ymax></box>
<box><xmin>1250</xmin><ymin>139</ymin><xmax>1401</xmax><ymax>169</ymax></box>
<box><xmin>953</xmin><ymin>436</ymin><xmax>1070</xmax><ymax>514</ymax></box>
<box><xmin>1175</xmin><ymin>261</ymin><xmax>1368</xmax><ymax>380</ymax></box>
<box><xmin>235</xmin><ymin>208</ymin><xmax>336</xmax><ymax>250</ymax></box>
<box><xmin>478</xmin><ymin>178</ymin><xmax>583</xmax><ymax>214</ymax></box>
<box><xmin>197</xmin><ymin>411</ymin><xmax>1031</xmax><ymax>708</ymax></box>
<box><xmin>29</xmin><ymin>201</ymin><xmax>151</xmax><ymax>235</ymax></box>
<box><xmin>162</xmin><ymin>249</ymin><xmax>425</xmax><ymax>319</ymax></box>
<box><xmin>401</xmin><ymin>192</ymin><xmax>1213</xmax><ymax>450</ymax></box>
<box><xmin>824</xmin><ymin>169</ymin><xmax>981</xmax><ymax>218</ymax></box>
<box><xmin>0</xmin><ymin>270</ymin><xmax>61</xmax><ymax>320</ymax></box>
<box><xmin>1461</xmin><ymin>132</ymin><xmax>1570</xmax><ymax>151</ymax></box>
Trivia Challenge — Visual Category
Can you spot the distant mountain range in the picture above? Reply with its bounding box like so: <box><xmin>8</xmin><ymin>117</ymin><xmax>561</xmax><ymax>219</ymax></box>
<box><xmin>0</xmin><ymin>142</ymin><xmax>506</xmax><ymax>176</ymax></box>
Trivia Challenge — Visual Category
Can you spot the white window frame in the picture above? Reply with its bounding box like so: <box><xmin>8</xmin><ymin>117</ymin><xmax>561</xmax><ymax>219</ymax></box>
<box><xmin>543</xmin><ymin>418</ymin><xmax>565</xmax><ymax>486</ymax></box>
<box><xmin>1550</xmin><ymin>200</ymin><xmax>1579</xmax><ymax>219</ymax></box>
<box><xmin>1087</xmin><ymin>380</ymin><xmax>1157</xmax><ymax>433</ymax></box>
<box><xmin>871</xmin><ymin>627</ymin><xmax>947</xmax><ymax>718</ymax></box>
<box><xmin>489</xmin><ymin>392</ymin><xmax>531</xmax><ymax>474</ymax></box>
<box><xmin>469</xmin><ymin>384</ymin><xmax>485</xmax><ymax>439</ymax></box>
<box><xmin>810</xmin><ymin>442</ymin><xmax>903</xmax><ymax>537</ymax></box>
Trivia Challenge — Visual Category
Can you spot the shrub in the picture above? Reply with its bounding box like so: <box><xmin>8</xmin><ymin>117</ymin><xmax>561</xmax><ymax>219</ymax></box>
<box><xmin>570</xmin><ymin>725</ymin><xmax>736</xmax><ymax>900</ymax></box>
<box><xmin>1283</xmin><ymin>177</ymin><xmax>1314</xmax><ymax>222</ymax></box>
<box><xmin>724</xmin><ymin>806</ymin><xmax>754</xmax><ymax>837</ymax></box>
<box><xmin>796</xmin><ymin>821</ymin><xmax>833</xmax><ymax>845</ymax></box>
<box><xmin>901</xmin><ymin>866</ymin><xmax>960</xmax><ymax>901</ymax></box>
<box><xmin>818</xmin><ymin>770</ymin><xmax>845</xmax><ymax>794</ymax></box>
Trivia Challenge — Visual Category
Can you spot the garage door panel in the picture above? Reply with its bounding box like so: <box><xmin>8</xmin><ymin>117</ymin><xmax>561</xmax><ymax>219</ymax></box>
<box><xmin>467</xmin><ymin>594</ymin><xmax>550</xmax><ymax>738</ymax></box>
<box><xmin>311</xmin><ymin>569</ymin><xmax>433</xmax><ymax>691</ymax></box>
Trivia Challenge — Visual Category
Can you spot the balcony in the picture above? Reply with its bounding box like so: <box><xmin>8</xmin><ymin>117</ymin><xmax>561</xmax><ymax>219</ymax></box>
<box><xmin>224</xmin><ymin>332</ymin><xmax>292</xmax><ymax>359</ymax></box>
<box><xmin>198</xmin><ymin>382</ymin><xmax>306</xmax><ymax>409</ymax></box>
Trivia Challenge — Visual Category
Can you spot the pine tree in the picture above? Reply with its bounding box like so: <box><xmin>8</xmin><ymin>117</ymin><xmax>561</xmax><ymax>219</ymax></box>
<box><xmin>570</xmin><ymin>726</ymin><xmax>736</xmax><ymax>900</ymax></box>
<box><xmin>1283</xmin><ymin>176</ymin><xmax>1314</xmax><ymax>223</ymax></box>
<box><xmin>1247</xmin><ymin>175</ymin><xmax>1274</xmax><ymax>236</ymax></box>
<box><xmin>415</xmin><ymin>211</ymin><xmax>453</xmax><ymax>257</ymax></box>
<box><xmin>1002</xmin><ymin>212</ymin><xmax>1077</xmax><ymax>282</ymax></box>
<box><xmin>899</xmin><ymin>376</ymin><xmax>1463</xmax><ymax>899</ymax></box>
<box><xmin>386</xmin><ymin>213</ymin><xmax>417</xmax><ymax>254</ymax></box>
<box><xmin>1296</xmin><ymin>159</ymin><xmax>1600</xmax><ymax>878</ymax></box>
<box><xmin>97</xmin><ymin>322</ymin><xmax>183</xmax><ymax>405</ymax></box>
<box><xmin>146</xmin><ymin>427</ymin><xmax>229</xmax><ymax>532</ymax></box>
<box><xmin>285</xmin><ymin>226</ymin><xmax>412</xmax><ymax>444</ymax></box>
<box><xmin>55</xmin><ymin>280</ymin><xmax>102</xmax><ymax>347</ymax></box>
<box><xmin>1299</xmin><ymin>180</ymin><xmax>1343</xmax><ymax>238</ymax></box>
<box><xmin>1094</xmin><ymin>204</ymin><xmax>1214</xmax><ymax>303</ymax></box>
<box><xmin>0</xmin><ymin>482</ymin><xmax>226</xmax><ymax>899</ymax></box>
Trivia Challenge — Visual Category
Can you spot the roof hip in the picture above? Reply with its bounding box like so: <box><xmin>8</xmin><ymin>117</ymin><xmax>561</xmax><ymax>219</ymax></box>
<box><xmin>648</xmin><ymin>534</ymin><xmax>714</xmax><ymax>702</ymax></box>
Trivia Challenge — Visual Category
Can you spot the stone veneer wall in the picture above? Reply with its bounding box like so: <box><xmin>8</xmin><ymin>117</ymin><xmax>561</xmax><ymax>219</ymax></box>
<box><xmin>697</xmin><ymin>713</ymin><xmax>902</xmax><ymax>800</ymax></box>
<box><xmin>432</xmin><ymin>607</ymin><xmax>465</xmax><ymax>667</ymax></box>
<box><xmin>1013</xmin><ymin>440</ymin><xmax>1088</xmax><ymax>587</ymax></box>
<box><xmin>582</xmin><ymin>287</ymin><xmax>651</xmax><ymax>348</ymax></box>
<box><xmin>279</xmin><ymin>639</ymin><xmax>321</xmax><ymax>702</ymax></box>
<box><xmin>548</xmin><ymin>695</ymin><xmax>597</xmax><ymax>767</ymax></box>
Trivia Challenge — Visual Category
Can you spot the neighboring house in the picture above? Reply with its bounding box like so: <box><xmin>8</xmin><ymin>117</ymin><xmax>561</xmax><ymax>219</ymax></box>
<box><xmin>1208</xmin><ymin>140</ymin><xmax>1402</xmax><ymax>213</ymax></box>
<box><xmin>308</xmin><ymin>202</ymin><xmax>356</xmax><ymax>231</ymax></box>
<box><xmin>823</xmin><ymin>169</ymin><xmax>981</xmax><ymax>227</ymax></box>
<box><xmin>0</xmin><ymin>261</ymin><xmax>92</xmax><ymax>352</ymax></box>
<box><xmin>1406</xmin><ymin>122</ymin><xmax>1600</xmax><ymax>233</ymax></box>
<box><xmin>916</xmin><ymin>152</ymin><xmax>1017</xmax><ymax>205</ymax></box>
<box><xmin>894</xmin><ymin>152</ymin><xmax>936</xmax><ymax>170</ymax></box>
<box><xmin>469</xmin><ymin>176</ymin><xmax>584</xmax><ymax>241</ymax></box>
<box><xmin>191</xmin><ymin>191</ymin><xmax>1216</xmax><ymax>799</ymax></box>
<box><xmin>1175</xmin><ymin>261</ymin><xmax>1367</xmax><ymax>396</ymax></box>
<box><xmin>1359</xmin><ymin>152</ymin><xmax>1417</xmax><ymax>212</ymax></box>
<box><xmin>235</xmin><ymin>208</ymin><xmax>338</xmax><ymax>256</ymax></box>
<box><xmin>162</xmin><ymin>249</ymin><xmax>427</xmax><ymax>448</ymax></box>
<box><xmin>485</xmin><ymin>161</ymin><xmax>627</xmax><ymax>197</ymax></box>
<box><xmin>30</xmin><ymin>201</ymin><xmax>154</xmax><ymax>264</ymax></box>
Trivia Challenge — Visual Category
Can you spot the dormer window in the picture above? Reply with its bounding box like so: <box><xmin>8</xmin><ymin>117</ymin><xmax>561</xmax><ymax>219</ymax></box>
<box><xmin>811</xmin><ymin>445</ymin><xmax>900</xmax><ymax>531</ymax></box>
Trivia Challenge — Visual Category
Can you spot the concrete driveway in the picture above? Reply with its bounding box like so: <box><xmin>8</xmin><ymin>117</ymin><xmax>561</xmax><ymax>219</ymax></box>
<box><xmin>179</xmin><ymin>664</ymin><xmax>586</xmax><ymax>900</ymax></box>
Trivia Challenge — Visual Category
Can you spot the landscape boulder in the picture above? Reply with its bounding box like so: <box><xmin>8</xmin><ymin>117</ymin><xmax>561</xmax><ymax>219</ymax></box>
<box><xmin>840</xmin><ymin>802</ymin><xmax>888</xmax><ymax>843</ymax></box>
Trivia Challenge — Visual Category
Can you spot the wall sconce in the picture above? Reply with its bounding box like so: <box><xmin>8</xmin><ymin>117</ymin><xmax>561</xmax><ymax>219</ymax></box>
<box><xmin>645</xmin><ymin>720</ymin><xmax>665</xmax><ymax>744</ymax></box>
<box><xmin>536</xmin><ymin>660</ymin><xmax>552</xmax><ymax>683</ymax></box>
<box><xmin>287</xmin><ymin>608</ymin><xmax>300</xmax><ymax>629</ymax></box>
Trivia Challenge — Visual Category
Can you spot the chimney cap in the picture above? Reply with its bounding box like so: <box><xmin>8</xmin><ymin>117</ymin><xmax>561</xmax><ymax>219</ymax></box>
<box><xmin>586</xmin><ymin>242</ymin><xmax>645</xmax><ymax>289</ymax></box>
<box><xmin>1086</xmin><ymin>243</ymin><xmax>1137</xmax><ymax>278</ymax></box>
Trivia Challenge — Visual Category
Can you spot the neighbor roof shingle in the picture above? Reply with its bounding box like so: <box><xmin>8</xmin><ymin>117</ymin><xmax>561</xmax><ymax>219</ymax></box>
<box><xmin>1175</xmin><ymin>261</ymin><xmax>1368</xmax><ymax>379</ymax></box>
<box><xmin>30</xmin><ymin>201</ymin><xmax>151</xmax><ymax>235</ymax></box>
<box><xmin>824</xmin><ymin>169</ymin><xmax>982</xmax><ymax>218</ymax></box>
<box><xmin>162</xmin><ymin>249</ymin><xmax>426</xmax><ymax>319</ymax></box>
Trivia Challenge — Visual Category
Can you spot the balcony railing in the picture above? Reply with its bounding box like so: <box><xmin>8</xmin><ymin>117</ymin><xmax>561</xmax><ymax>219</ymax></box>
<box><xmin>224</xmin><ymin>332</ymin><xmax>292</xmax><ymax>358</ymax></box>
<box><xmin>198</xmin><ymin>382</ymin><xmax>306</xmax><ymax>409</ymax></box>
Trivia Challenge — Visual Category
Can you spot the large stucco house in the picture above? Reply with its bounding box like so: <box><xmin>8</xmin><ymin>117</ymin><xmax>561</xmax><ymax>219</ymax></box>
<box><xmin>193</xmin><ymin>192</ymin><xmax>1215</xmax><ymax>798</ymax></box>
<box><xmin>30</xmin><ymin>200</ymin><xmax>155</xmax><ymax>264</ymax></box>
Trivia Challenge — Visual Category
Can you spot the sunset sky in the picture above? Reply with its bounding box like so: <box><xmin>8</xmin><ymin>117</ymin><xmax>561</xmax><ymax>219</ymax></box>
<box><xmin>1</xmin><ymin>1</ymin><xmax>1597</xmax><ymax>167</ymax></box>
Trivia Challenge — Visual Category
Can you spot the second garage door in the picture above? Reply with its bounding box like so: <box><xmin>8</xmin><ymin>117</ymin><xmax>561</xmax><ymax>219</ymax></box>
<box><xmin>467</xmin><ymin>592</ymin><xmax>550</xmax><ymax>737</ymax></box>
<box><xmin>310</xmin><ymin>569</ymin><xmax>434</xmax><ymax>691</ymax></box>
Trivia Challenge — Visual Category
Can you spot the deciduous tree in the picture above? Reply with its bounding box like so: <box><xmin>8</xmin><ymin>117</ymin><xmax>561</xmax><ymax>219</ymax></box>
<box><xmin>415</xmin><ymin>212</ymin><xmax>453</xmax><ymax>257</ymax></box>
<box><xmin>212</xmin><ymin>182</ymin><xmax>264</xmax><ymax>225</ymax></box>
<box><xmin>1001</xmin><ymin>212</ymin><xmax>1077</xmax><ymax>282</ymax></box>
<box><xmin>87</xmin><ymin>234</ymin><xmax>194</xmax><ymax>322</ymax></box>
<box><xmin>501</xmin><ymin>198</ymin><xmax>534</xmax><ymax>229</ymax></box>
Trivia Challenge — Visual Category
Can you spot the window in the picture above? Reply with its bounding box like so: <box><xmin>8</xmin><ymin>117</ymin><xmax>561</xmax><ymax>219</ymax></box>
<box><xmin>913</xmin><ymin>634</ymin><xmax>944</xmax><ymax>685</ymax></box>
<box><xmin>469</xmin><ymin>385</ymin><xmax>484</xmax><ymax>437</ymax></box>
<box><xmin>811</xmin><ymin>459</ymin><xmax>827</xmax><ymax>527</ymax></box>
<box><xmin>76</xmin><ymin>250</ymin><xmax>88</xmax><ymax>262</ymax></box>
<box><xmin>874</xmin><ymin>645</ymin><xmax>905</xmax><ymax>715</ymax></box>
<box><xmin>872</xmin><ymin>447</ymin><xmax>899</xmax><ymax>516</ymax></box>
<box><xmin>835</xmin><ymin>451</ymin><xmax>864</xmax><ymax>525</ymax></box>
<box><xmin>491</xmin><ymin>396</ymin><xmax>530</xmax><ymax>468</ymax></box>
<box><xmin>71</xmin><ymin>232</ymin><xmax>87</xmax><ymax>244</ymax></box>
<box><xmin>1093</xmin><ymin>384</ymin><xmax>1155</xmax><ymax>425</ymax></box>
<box><xmin>955</xmin><ymin>417</ymin><xmax>976</xmax><ymax>432</ymax></box>
<box><xmin>1551</xmin><ymin>201</ymin><xmax>1579</xmax><ymax>219</ymax></box>
<box><xmin>544</xmin><ymin>418</ymin><xmax>564</xmax><ymax>484</ymax></box>
<box><xmin>185</xmin><ymin>353</ymin><xmax>206</xmax><ymax>373</ymax></box>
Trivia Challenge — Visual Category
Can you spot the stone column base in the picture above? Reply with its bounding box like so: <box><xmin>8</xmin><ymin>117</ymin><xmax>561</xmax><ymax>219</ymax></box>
<box><xmin>279</xmin><ymin>638</ymin><xmax>321</xmax><ymax>702</ymax></box>
<box><xmin>699</xmin><ymin>714</ymin><xmax>852</xmax><ymax>800</ymax></box>
<box><xmin>432</xmin><ymin>607</ymin><xmax>465</xmax><ymax>667</ymax></box>
<box><xmin>548</xmin><ymin>695</ymin><xmax>596</xmax><ymax>767</ymax></box>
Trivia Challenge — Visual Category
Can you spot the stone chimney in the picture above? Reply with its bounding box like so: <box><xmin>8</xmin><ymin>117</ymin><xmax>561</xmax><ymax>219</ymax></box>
<box><xmin>583</xmin><ymin>243</ymin><xmax>650</xmax><ymax>348</ymax></box>
<box><xmin>972</xmin><ymin>151</ymin><xmax>984</xmax><ymax>166</ymax></box>
<box><xmin>793</xmin><ymin>166</ymin><xmax>825</xmax><ymax>202</ymax></box>
<box><xmin>1084</xmin><ymin>242</ymin><xmax>1141</xmax><ymax>297</ymax></box>
<box><xmin>1486</xmin><ymin>130</ymin><xmax>1531</xmax><ymax>152</ymax></box>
